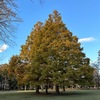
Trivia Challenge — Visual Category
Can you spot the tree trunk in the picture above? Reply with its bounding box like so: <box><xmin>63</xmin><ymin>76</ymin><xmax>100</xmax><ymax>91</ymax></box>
<box><xmin>45</xmin><ymin>84</ymin><xmax>48</xmax><ymax>94</ymax></box>
<box><xmin>97</xmin><ymin>78</ymin><xmax>99</xmax><ymax>89</ymax></box>
<box><xmin>36</xmin><ymin>85</ymin><xmax>40</xmax><ymax>94</ymax></box>
<box><xmin>24</xmin><ymin>85</ymin><xmax>27</xmax><ymax>90</ymax></box>
<box><xmin>63</xmin><ymin>85</ymin><xmax>65</xmax><ymax>91</ymax></box>
<box><xmin>45</xmin><ymin>78</ymin><xmax>49</xmax><ymax>94</ymax></box>
<box><xmin>55</xmin><ymin>85</ymin><xmax>59</xmax><ymax>94</ymax></box>
<box><xmin>63</xmin><ymin>81</ymin><xmax>65</xmax><ymax>91</ymax></box>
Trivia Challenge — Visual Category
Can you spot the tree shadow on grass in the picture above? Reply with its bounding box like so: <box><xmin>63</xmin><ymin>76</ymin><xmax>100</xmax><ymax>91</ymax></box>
<box><xmin>0</xmin><ymin>90</ymin><xmax>98</xmax><ymax>100</ymax></box>
<box><xmin>31</xmin><ymin>90</ymin><xmax>95</xmax><ymax>97</ymax></box>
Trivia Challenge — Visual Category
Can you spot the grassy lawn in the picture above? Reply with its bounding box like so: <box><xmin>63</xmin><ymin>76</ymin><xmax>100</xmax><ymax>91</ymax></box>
<box><xmin>0</xmin><ymin>90</ymin><xmax>100</xmax><ymax>100</ymax></box>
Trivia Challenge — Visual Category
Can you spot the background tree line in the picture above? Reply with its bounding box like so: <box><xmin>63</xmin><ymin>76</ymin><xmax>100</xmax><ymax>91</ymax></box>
<box><xmin>0</xmin><ymin>11</ymin><xmax>95</xmax><ymax>94</ymax></box>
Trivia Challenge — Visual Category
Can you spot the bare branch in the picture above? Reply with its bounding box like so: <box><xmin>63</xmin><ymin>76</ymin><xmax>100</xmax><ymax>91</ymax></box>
<box><xmin>0</xmin><ymin>0</ymin><xmax>21</xmax><ymax>45</ymax></box>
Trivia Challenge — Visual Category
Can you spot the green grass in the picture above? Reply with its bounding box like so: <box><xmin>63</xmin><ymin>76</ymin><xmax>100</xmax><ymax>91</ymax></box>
<box><xmin>0</xmin><ymin>90</ymin><xmax>100</xmax><ymax>100</ymax></box>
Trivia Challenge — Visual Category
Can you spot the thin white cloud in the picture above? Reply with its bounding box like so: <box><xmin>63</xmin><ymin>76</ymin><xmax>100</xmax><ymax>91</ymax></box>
<box><xmin>0</xmin><ymin>44</ymin><xmax>8</xmax><ymax>53</ymax></box>
<box><xmin>78</xmin><ymin>37</ymin><xmax>95</xmax><ymax>43</ymax></box>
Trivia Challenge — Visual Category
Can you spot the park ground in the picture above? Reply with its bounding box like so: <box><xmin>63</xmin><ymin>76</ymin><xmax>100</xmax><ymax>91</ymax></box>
<box><xmin>0</xmin><ymin>90</ymin><xmax>100</xmax><ymax>100</ymax></box>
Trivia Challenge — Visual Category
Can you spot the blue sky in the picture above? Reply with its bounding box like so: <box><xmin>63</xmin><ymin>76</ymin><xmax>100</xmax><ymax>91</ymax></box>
<box><xmin>0</xmin><ymin>0</ymin><xmax>100</xmax><ymax>64</ymax></box>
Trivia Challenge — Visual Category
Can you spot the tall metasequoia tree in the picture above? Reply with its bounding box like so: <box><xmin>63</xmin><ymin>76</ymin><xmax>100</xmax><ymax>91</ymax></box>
<box><xmin>20</xmin><ymin>10</ymin><xmax>94</xmax><ymax>94</ymax></box>
<box><xmin>20</xmin><ymin>22</ymin><xmax>44</xmax><ymax>93</ymax></box>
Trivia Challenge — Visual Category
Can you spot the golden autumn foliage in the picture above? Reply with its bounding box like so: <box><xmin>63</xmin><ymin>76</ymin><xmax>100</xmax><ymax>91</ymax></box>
<box><xmin>19</xmin><ymin>10</ymin><xmax>94</xmax><ymax>93</ymax></box>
